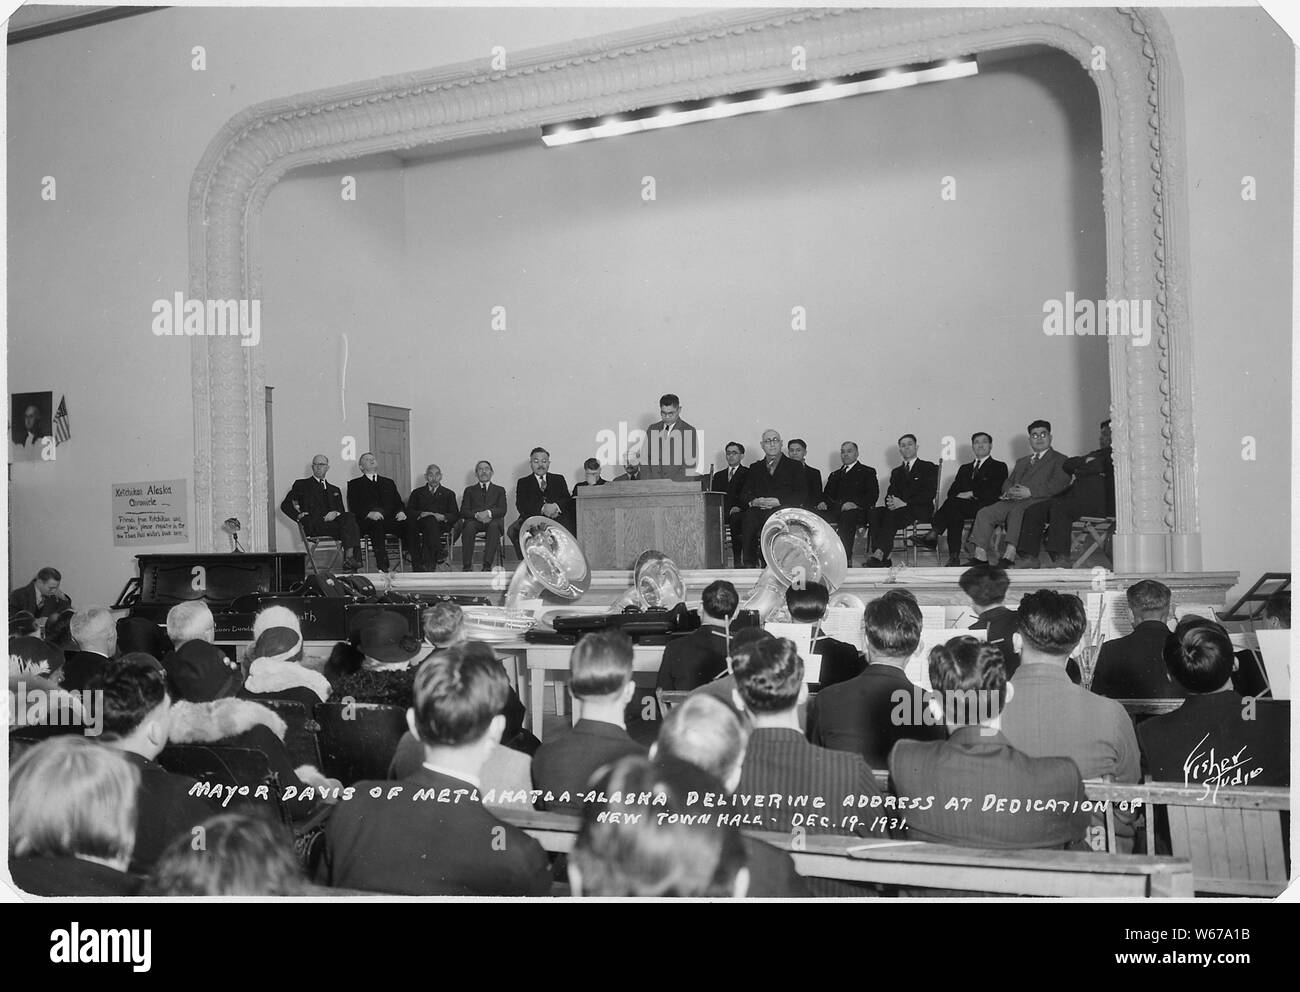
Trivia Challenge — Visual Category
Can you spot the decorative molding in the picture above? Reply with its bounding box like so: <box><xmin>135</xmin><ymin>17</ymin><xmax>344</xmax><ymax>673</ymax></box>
<box><xmin>189</xmin><ymin>5</ymin><xmax>1199</xmax><ymax>571</ymax></box>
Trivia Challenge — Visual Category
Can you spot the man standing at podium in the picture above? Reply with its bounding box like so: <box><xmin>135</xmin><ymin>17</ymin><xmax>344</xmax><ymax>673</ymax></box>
<box><xmin>644</xmin><ymin>393</ymin><xmax>699</xmax><ymax>480</ymax></box>
<box><xmin>738</xmin><ymin>429</ymin><xmax>808</xmax><ymax>567</ymax></box>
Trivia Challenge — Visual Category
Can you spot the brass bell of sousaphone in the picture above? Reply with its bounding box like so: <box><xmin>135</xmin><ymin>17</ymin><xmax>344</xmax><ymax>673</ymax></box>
<box><xmin>741</xmin><ymin>508</ymin><xmax>848</xmax><ymax>621</ymax></box>
<box><xmin>504</xmin><ymin>516</ymin><xmax>592</xmax><ymax>610</ymax></box>
<box><xmin>608</xmin><ymin>550</ymin><xmax>686</xmax><ymax>613</ymax></box>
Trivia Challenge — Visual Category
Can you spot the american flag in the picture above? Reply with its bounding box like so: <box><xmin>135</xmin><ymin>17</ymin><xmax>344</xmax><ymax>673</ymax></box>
<box><xmin>53</xmin><ymin>395</ymin><xmax>70</xmax><ymax>444</ymax></box>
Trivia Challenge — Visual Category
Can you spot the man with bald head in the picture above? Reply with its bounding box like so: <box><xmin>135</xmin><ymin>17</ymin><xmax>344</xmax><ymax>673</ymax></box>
<box><xmin>406</xmin><ymin>464</ymin><xmax>460</xmax><ymax>571</ymax></box>
<box><xmin>282</xmin><ymin>454</ymin><xmax>362</xmax><ymax>570</ymax></box>
<box><xmin>347</xmin><ymin>452</ymin><xmax>408</xmax><ymax>572</ymax></box>
<box><xmin>737</xmin><ymin>429</ymin><xmax>808</xmax><ymax>567</ymax></box>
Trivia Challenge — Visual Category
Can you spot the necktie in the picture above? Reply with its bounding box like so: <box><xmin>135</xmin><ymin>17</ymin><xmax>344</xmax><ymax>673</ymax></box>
<box><xmin>538</xmin><ymin>476</ymin><xmax>547</xmax><ymax>494</ymax></box>
<box><xmin>321</xmin><ymin>479</ymin><xmax>326</xmax><ymax>490</ymax></box>
<box><xmin>482</xmin><ymin>484</ymin><xmax>488</xmax><ymax>494</ymax></box>
<box><xmin>974</xmin><ymin>459</ymin><xmax>982</xmax><ymax>472</ymax></box>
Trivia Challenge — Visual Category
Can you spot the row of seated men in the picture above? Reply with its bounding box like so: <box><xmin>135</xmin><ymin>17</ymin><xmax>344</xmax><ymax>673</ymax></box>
<box><xmin>280</xmin><ymin>415</ymin><xmax>1112</xmax><ymax>574</ymax></box>
<box><xmin>9</xmin><ymin>570</ymin><xmax>1288</xmax><ymax>897</ymax></box>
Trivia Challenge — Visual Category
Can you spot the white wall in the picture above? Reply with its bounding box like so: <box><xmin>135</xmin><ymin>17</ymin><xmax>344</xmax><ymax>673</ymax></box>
<box><xmin>7</xmin><ymin>7</ymin><xmax>1291</xmax><ymax>604</ymax></box>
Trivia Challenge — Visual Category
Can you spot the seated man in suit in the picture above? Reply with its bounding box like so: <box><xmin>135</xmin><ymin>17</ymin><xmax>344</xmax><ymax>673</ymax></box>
<box><xmin>62</xmin><ymin>607</ymin><xmax>118</xmax><ymax>691</ymax></box>
<box><xmin>87</xmin><ymin>654</ymin><xmax>219</xmax><ymax>873</ymax></box>
<box><xmin>650</xmin><ymin>695</ymin><xmax>809</xmax><ymax>897</ymax></box>
<box><xmin>532</xmin><ymin>630</ymin><xmax>646</xmax><ymax>812</ymax></box>
<box><xmin>786</xmin><ymin>438</ymin><xmax>823</xmax><ymax>510</ymax></box>
<box><xmin>321</xmin><ymin>644</ymin><xmax>551</xmax><ymax>895</ymax></box>
<box><xmin>1138</xmin><ymin>619</ymin><xmax>1290</xmax><ymax>786</ymax></box>
<box><xmin>890</xmin><ymin>637</ymin><xmax>1090</xmax><ymax>850</ymax></box>
<box><xmin>657</xmin><ymin>579</ymin><xmax>737</xmax><ymax>691</ymax></box>
<box><xmin>818</xmin><ymin>441</ymin><xmax>879</xmax><ymax>566</ymax></box>
<box><xmin>281</xmin><ymin>454</ymin><xmax>361</xmax><ymax>571</ymax></box>
<box><xmin>732</xmin><ymin>636</ymin><xmax>883</xmax><ymax>835</ymax></box>
<box><xmin>1089</xmin><ymin>579</ymin><xmax>1184</xmax><ymax>700</ymax></box>
<box><xmin>346</xmin><ymin>452</ymin><xmax>408</xmax><ymax>572</ymax></box>
<box><xmin>921</xmin><ymin>432</ymin><xmax>1008</xmax><ymax>566</ymax></box>
<box><xmin>1000</xmin><ymin>589</ymin><xmax>1139</xmax><ymax>850</ymax></box>
<box><xmin>613</xmin><ymin>446</ymin><xmax>646</xmax><ymax>482</ymax></box>
<box><xmin>509</xmin><ymin>447</ymin><xmax>575</xmax><ymax>556</ymax></box>
<box><xmin>807</xmin><ymin>590</ymin><xmax>943</xmax><ymax>770</ymax></box>
<box><xmin>10</xmin><ymin>566</ymin><xmax>71</xmax><ymax>622</ymax></box>
<box><xmin>959</xmin><ymin>564</ymin><xmax>1021</xmax><ymax>676</ymax></box>
<box><xmin>643</xmin><ymin>392</ymin><xmax>699</xmax><ymax>480</ymax></box>
<box><xmin>786</xmin><ymin>581</ymin><xmax>863</xmax><ymax>689</ymax></box>
<box><xmin>1015</xmin><ymin>419</ymin><xmax>1114</xmax><ymax>567</ymax></box>
<box><xmin>864</xmin><ymin>434</ymin><xmax>938</xmax><ymax>567</ymax></box>
<box><xmin>459</xmin><ymin>460</ymin><xmax>507</xmax><ymax>572</ymax></box>
<box><xmin>737</xmin><ymin>429</ymin><xmax>808</xmax><ymax>567</ymax></box>
<box><xmin>968</xmin><ymin>420</ymin><xmax>1072</xmax><ymax>568</ymax></box>
<box><xmin>712</xmin><ymin>441</ymin><xmax>749</xmax><ymax>565</ymax></box>
<box><xmin>405</xmin><ymin>463</ymin><xmax>459</xmax><ymax>571</ymax></box>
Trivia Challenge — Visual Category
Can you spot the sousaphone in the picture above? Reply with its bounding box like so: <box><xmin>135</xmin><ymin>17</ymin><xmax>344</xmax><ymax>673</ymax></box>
<box><xmin>504</xmin><ymin>516</ymin><xmax>592</xmax><ymax>609</ymax></box>
<box><xmin>608</xmin><ymin>550</ymin><xmax>686</xmax><ymax>613</ymax></box>
<box><xmin>741</xmin><ymin>508</ymin><xmax>848</xmax><ymax>620</ymax></box>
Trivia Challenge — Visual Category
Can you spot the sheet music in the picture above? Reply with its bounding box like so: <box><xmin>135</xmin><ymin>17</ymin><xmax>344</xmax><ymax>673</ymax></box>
<box><xmin>1253</xmin><ymin>629</ymin><xmax>1290</xmax><ymax>699</ymax></box>
<box><xmin>820</xmin><ymin>606</ymin><xmax>866</xmax><ymax>651</ymax></box>
<box><xmin>1099</xmin><ymin>590</ymin><xmax>1132</xmax><ymax>642</ymax></box>
<box><xmin>764</xmin><ymin>622</ymin><xmax>814</xmax><ymax>658</ymax></box>
<box><xmin>948</xmin><ymin>605</ymin><xmax>981</xmax><ymax>629</ymax></box>
<box><xmin>1173</xmin><ymin>603</ymin><xmax>1221</xmax><ymax>623</ymax></box>
<box><xmin>919</xmin><ymin>605</ymin><xmax>947</xmax><ymax>629</ymax></box>
<box><xmin>905</xmin><ymin>628</ymin><xmax>989</xmax><ymax>691</ymax></box>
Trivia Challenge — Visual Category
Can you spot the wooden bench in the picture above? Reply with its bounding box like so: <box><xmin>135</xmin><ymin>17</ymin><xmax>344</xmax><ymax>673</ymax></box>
<box><xmin>1088</xmin><ymin>781</ymin><xmax>1289</xmax><ymax>897</ymax></box>
<box><xmin>495</xmin><ymin>807</ymin><xmax>1192</xmax><ymax>897</ymax></box>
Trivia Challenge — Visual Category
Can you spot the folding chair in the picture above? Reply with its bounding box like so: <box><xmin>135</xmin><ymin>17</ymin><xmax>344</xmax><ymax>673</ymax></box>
<box><xmin>1072</xmin><ymin>516</ymin><xmax>1116</xmax><ymax>568</ymax></box>
<box><xmin>895</xmin><ymin>521</ymin><xmax>940</xmax><ymax>566</ymax></box>
<box><xmin>361</xmin><ymin>535</ymin><xmax>404</xmax><ymax>573</ymax></box>
<box><xmin>298</xmin><ymin>519</ymin><xmax>343</xmax><ymax>575</ymax></box>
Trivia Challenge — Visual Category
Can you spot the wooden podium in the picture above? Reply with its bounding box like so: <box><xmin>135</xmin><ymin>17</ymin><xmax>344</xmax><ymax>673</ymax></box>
<box><xmin>576</xmin><ymin>480</ymin><xmax>725</xmax><ymax>569</ymax></box>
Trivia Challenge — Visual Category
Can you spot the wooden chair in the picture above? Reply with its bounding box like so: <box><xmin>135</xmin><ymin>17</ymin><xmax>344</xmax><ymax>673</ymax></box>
<box><xmin>297</xmin><ymin>519</ymin><xmax>343</xmax><ymax>575</ymax></box>
<box><xmin>1091</xmin><ymin>780</ymin><xmax>1289</xmax><ymax>896</ymax></box>
<box><xmin>895</xmin><ymin>521</ymin><xmax>939</xmax><ymax>566</ymax></box>
<box><xmin>1072</xmin><ymin>516</ymin><xmax>1116</xmax><ymax>567</ymax></box>
<box><xmin>451</xmin><ymin>521</ymin><xmax>507</xmax><ymax>570</ymax></box>
<box><xmin>313</xmin><ymin>701</ymin><xmax>409</xmax><ymax>785</ymax></box>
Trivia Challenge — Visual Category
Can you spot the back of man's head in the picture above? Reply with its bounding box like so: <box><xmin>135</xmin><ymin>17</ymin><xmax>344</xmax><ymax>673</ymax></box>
<box><xmin>1163</xmin><ymin>619</ymin><xmax>1234</xmax><ymax>693</ymax></box>
<box><xmin>88</xmin><ymin>653</ymin><xmax>169</xmax><ymax>747</ymax></box>
<box><xmin>1126</xmin><ymin>579</ymin><xmax>1171</xmax><ymax>621</ymax></box>
<box><xmin>70</xmin><ymin>607</ymin><xmax>117</xmax><ymax>655</ymax></box>
<box><xmin>654</xmin><ymin>694</ymin><xmax>747</xmax><ymax>788</ymax></box>
<box><xmin>422</xmin><ymin>600</ymin><xmax>464</xmax><ymax>646</ymax></box>
<box><xmin>570</xmin><ymin>630</ymin><xmax>634</xmax><ymax>699</ymax></box>
<box><xmin>701</xmin><ymin>580</ymin><xmax>739</xmax><ymax>622</ymax></box>
<box><xmin>732</xmin><ymin>636</ymin><xmax>803</xmax><ymax>713</ymax></box>
<box><xmin>928</xmin><ymin>637</ymin><xmax>1008</xmax><ymax>727</ymax></box>
<box><xmin>785</xmin><ymin>581</ymin><xmax>829</xmax><ymax>623</ymax></box>
<box><xmin>410</xmin><ymin>642</ymin><xmax>508</xmax><ymax>746</ymax></box>
<box><xmin>959</xmin><ymin>564</ymin><xmax>1010</xmax><ymax>610</ymax></box>
<box><xmin>166</xmin><ymin>601</ymin><xmax>214</xmax><ymax>647</ymax></box>
<box><xmin>864</xmin><ymin>592</ymin><xmax>922</xmax><ymax>660</ymax></box>
<box><xmin>1016</xmin><ymin>590</ymin><xmax>1087</xmax><ymax>659</ymax></box>
<box><xmin>1262</xmin><ymin>591</ymin><xmax>1290</xmax><ymax>629</ymax></box>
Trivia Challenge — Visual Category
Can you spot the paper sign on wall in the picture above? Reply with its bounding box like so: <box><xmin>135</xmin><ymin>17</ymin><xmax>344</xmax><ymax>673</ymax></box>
<box><xmin>112</xmin><ymin>479</ymin><xmax>189</xmax><ymax>546</ymax></box>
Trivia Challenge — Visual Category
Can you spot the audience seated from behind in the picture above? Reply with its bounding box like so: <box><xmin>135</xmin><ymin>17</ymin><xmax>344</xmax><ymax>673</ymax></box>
<box><xmin>1137</xmin><ymin>619</ymin><xmax>1290</xmax><ymax>787</ymax></box>
<box><xmin>1089</xmin><ymin>580</ymin><xmax>1184</xmax><ymax>700</ymax></box>
<box><xmin>8</xmin><ymin>634</ymin><xmax>77</xmax><ymax>732</ymax></box>
<box><xmin>655</xmin><ymin>579</ymin><xmax>737</xmax><ymax>691</ymax></box>
<box><xmin>533</xmin><ymin>630</ymin><xmax>646</xmax><ymax>813</ymax></box>
<box><xmin>890</xmin><ymin>637</ymin><xmax>1090</xmax><ymax>850</ymax></box>
<box><xmin>1230</xmin><ymin>590</ymin><xmax>1288</xmax><ymax>698</ymax></box>
<box><xmin>160</xmin><ymin>605</ymin><xmax>341</xmax><ymax>819</ymax></box>
<box><xmin>86</xmin><ymin>653</ymin><xmax>220</xmax><ymax>873</ymax></box>
<box><xmin>321</xmin><ymin>643</ymin><xmax>551</xmax><ymax>895</ymax></box>
<box><xmin>325</xmin><ymin>610</ymin><xmax>435</xmax><ymax>709</ymax></box>
<box><xmin>688</xmin><ymin>626</ymin><xmax>771</xmax><ymax>716</ymax></box>
<box><xmin>568</xmin><ymin>755</ymin><xmax>748</xmax><ymax>898</ymax></box>
<box><xmin>9</xmin><ymin>736</ymin><xmax>141</xmax><ymax>896</ymax></box>
<box><xmin>115</xmin><ymin>616</ymin><xmax>173</xmax><ymax>661</ymax></box>
<box><xmin>806</xmin><ymin>590</ymin><xmax>944</xmax><ymax>770</ymax></box>
<box><xmin>999</xmin><ymin>589</ymin><xmax>1139</xmax><ymax>851</ymax></box>
<box><xmin>140</xmin><ymin>812</ymin><xmax>307</xmax><ymax>896</ymax></box>
<box><xmin>650</xmin><ymin>694</ymin><xmax>808</xmax><ymax>897</ymax></box>
<box><xmin>238</xmin><ymin>605</ymin><xmax>332</xmax><ymax>710</ymax></box>
<box><xmin>42</xmin><ymin>607</ymin><xmax>77</xmax><ymax>653</ymax></box>
<box><xmin>62</xmin><ymin>606</ymin><xmax>118</xmax><ymax>690</ymax></box>
<box><xmin>959</xmin><ymin>564</ymin><xmax>1021</xmax><ymax>676</ymax></box>
<box><xmin>787</xmin><ymin>580</ymin><xmax>865</xmax><ymax>689</ymax></box>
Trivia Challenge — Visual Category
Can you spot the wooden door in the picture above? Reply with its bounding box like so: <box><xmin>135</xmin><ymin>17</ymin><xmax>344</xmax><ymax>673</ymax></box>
<box><xmin>368</xmin><ymin>404</ymin><xmax>411</xmax><ymax>492</ymax></box>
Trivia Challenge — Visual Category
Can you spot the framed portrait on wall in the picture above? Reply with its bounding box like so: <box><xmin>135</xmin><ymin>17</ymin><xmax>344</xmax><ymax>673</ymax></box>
<box><xmin>10</xmin><ymin>390</ymin><xmax>54</xmax><ymax>463</ymax></box>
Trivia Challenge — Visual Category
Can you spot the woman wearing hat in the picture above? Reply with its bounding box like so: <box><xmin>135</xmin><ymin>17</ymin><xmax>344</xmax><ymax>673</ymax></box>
<box><xmin>239</xmin><ymin>605</ymin><xmax>332</xmax><ymax>711</ymax></box>
<box><xmin>325</xmin><ymin>610</ymin><xmax>435</xmax><ymax>710</ymax></box>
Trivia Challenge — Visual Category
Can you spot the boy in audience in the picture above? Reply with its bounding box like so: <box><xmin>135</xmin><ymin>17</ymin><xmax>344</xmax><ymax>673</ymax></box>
<box><xmin>1000</xmin><ymin>589</ymin><xmax>1139</xmax><ymax>851</ymax></box>
<box><xmin>806</xmin><ymin>591</ymin><xmax>944</xmax><ymax>769</ymax></box>
<box><xmin>890</xmin><ymin>637</ymin><xmax>1090</xmax><ymax>849</ymax></box>
<box><xmin>86</xmin><ymin>654</ymin><xmax>219</xmax><ymax>873</ymax></box>
<box><xmin>322</xmin><ymin>644</ymin><xmax>551</xmax><ymax>895</ymax></box>
<box><xmin>1089</xmin><ymin>579</ymin><xmax>1184</xmax><ymax>700</ymax></box>
<box><xmin>656</xmin><ymin>579</ymin><xmax>737</xmax><ymax>691</ymax></box>
<box><xmin>787</xmin><ymin>580</ymin><xmax>864</xmax><ymax>689</ymax></box>
<box><xmin>651</xmin><ymin>694</ymin><xmax>808</xmax><ymax>897</ymax></box>
<box><xmin>533</xmin><ymin>630</ymin><xmax>645</xmax><ymax>812</ymax></box>
<box><xmin>959</xmin><ymin>564</ymin><xmax>1020</xmax><ymax>675</ymax></box>
<box><xmin>1137</xmin><ymin>620</ymin><xmax>1289</xmax><ymax>786</ymax></box>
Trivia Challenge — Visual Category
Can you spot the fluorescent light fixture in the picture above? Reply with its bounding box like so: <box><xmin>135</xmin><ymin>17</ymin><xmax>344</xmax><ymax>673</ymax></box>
<box><xmin>542</xmin><ymin>57</ymin><xmax>978</xmax><ymax>147</ymax></box>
